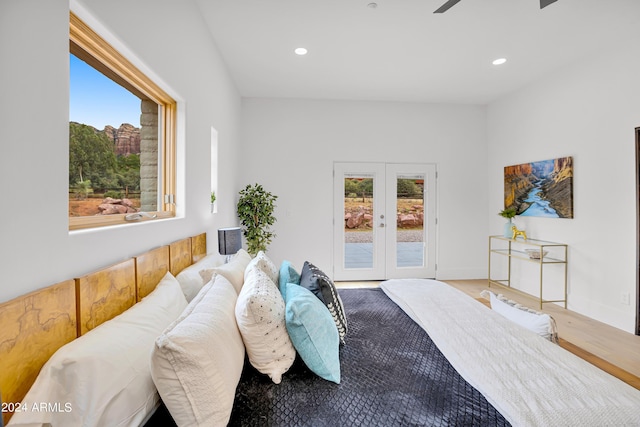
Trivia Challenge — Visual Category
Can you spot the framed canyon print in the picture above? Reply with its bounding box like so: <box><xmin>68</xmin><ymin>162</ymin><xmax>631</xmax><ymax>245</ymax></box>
<box><xmin>504</xmin><ymin>156</ymin><xmax>573</xmax><ymax>218</ymax></box>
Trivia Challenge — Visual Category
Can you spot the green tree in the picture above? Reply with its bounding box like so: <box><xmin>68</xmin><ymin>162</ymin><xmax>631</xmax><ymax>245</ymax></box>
<box><xmin>116</xmin><ymin>154</ymin><xmax>141</xmax><ymax>193</ymax></box>
<box><xmin>73</xmin><ymin>179</ymin><xmax>93</xmax><ymax>200</ymax></box>
<box><xmin>69</xmin><ymin>122</ymin><xmax>117</xmax><ymax>190</ymax></box>
<box><xmin>397</xmin><ymin>179</ymin><xmax>422</xmax><ymax>198</ymax></box>
<box><xmin>344</xmin><ymin>179</ymin><xmax>360</xmax><ymax>196</ymax></box>
<box><xmin>359</xmin><ymin>178</ymin><xmax>373</xmax><ymax>196</ymax></box>
<box><xmin>344</xmin><ymin>178</ymin><xmax>373</xmax><ymax>201</ymax></box>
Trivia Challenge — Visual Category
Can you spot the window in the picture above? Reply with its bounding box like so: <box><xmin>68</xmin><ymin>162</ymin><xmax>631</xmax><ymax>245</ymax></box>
<box><xmin>211</xmin><ymin>127</ymin><xmax>218</xmax><ymax>214</ymax></box>
<box><xmin>69</xmin><ymin>12</ymin><xmax>176</xmax><ymax>230</ymax></box>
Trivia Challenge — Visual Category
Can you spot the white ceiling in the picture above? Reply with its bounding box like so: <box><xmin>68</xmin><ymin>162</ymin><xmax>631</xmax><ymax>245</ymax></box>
<box><xmin>195</xmin><ymin>0</ymin><xmax>640</xmax><ymax>104</ymax></box>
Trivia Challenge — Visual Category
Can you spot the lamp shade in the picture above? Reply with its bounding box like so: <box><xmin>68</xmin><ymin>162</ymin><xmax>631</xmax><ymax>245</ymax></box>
<box><xmin>218</xmin><ymin>227</ymin><xmax>242</xmax><ymax>255</ymax></box>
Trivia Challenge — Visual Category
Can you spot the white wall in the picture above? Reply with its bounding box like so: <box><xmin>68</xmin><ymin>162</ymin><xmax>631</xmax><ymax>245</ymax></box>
<box><xmin>4</xmin><ymin>0</ymin><xmax>634</xmax><ymax>335</ymax></box>
<box><xmin>487</xmin><ymin>39</ymin><xmax>640</xmax><ymax>333</ymax></box>
<box><xmin>0</xmin><ymin>0</ymin><xmax>242</xmax><ymax>302</ymax></box>
<box><xmin>239</xmin><ymin>98</ymin><xmax>488</xmax><ymax>279</ymax></box>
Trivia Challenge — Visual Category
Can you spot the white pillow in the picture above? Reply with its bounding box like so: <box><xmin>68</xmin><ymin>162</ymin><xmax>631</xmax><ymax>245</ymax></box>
<box><xmin>235</xmin><ymin>267</ymin><xmax>296</xmax><ymax>384</ymax></box>
<box><xmin>9</xmin><ymin>272</ymin><xmax>187</xmax><ymax>427</ymax></box>
<box><xmin>175</xmin><ymin>253</ymin><xmax>221</xmax><ymax>302</ymax></box>
<box><xmin>151</xmin><ymin>275</ymin><xmax>245</xmax><ymax>427</ymax></box>
<box><xmin>199</xmin><ymin>249</ymin><xmax>252</xmax><ymax>294</ymax></box>
<box><xmin>489</xmin><ymin>292</ymin><xmax>555</xmax><ymax>340</ymax></box>
<box><xmin>244</xmin><ymin>251</ymin><xmax>279</xmax><ymax>284</ymax></box>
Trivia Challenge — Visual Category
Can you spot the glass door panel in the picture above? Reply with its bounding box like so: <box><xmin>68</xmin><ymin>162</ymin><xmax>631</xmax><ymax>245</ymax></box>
<box><xmin>385</xmin><ymin>163</ymin><xmax>436</xmax><ymax>279</ymax></box>
<box><xmin>334</xmin><ymin>163</ymin><xmax>386</xmax><ymax>280</ymax></box>
<box><xmin>396</xmin><ymin>174</ymin><xmax>425</xmax><ymax>268</ymax></box>
<box><xmin>344</xmin><ymin>175</ymin><xmax>374</xmax><ymax>269</ymax></box>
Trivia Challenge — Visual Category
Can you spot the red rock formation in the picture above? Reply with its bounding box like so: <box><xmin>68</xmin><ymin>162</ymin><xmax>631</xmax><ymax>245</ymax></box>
<box><xmin>103</xmin><ymin>123</ymin><xmax>141</xmax><ymax>156</ymax></box>
<box><xmin>346</xmin><ymin>211</ymin><xmax>365</xmax><ymax>229</ymax></box>
<box><xmin>543</xmin><ymin>156</ymin><xmax>574</xmax><ymax>218</ymax></box>
<box><xmin>98</xmin><ymin>197</ymin><xmax>138</xmax><ymax>215</ymax></box>
<box><xmin>504</xmin><ymin>163</ymin><xmax>536</xmax><ymax>210</ymax></box>
<box><xmin>552</xmin><ymin>156</ymin><xmax>573</xmax><ymax>182</ymax></box>
<box><xmin>504</xmin><ymin>163</ymin><xmax>533</xmax><ymax>178</ymax></box>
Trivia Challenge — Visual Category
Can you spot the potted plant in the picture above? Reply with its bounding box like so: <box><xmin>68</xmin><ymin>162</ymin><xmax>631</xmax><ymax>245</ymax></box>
<box><xmin>210</xmin><ymin>191</ymin><xmax>216</xmax><ymax>213</ymax></box>
<box><xmin>237</xmin><ymin>183</ymin><xmax>278</xmax><ymax>255</ymax></box>
<box><xmin>498</xmin><ymin>207</ymin><xmax>517</xmax><ymax>238</ymax></box>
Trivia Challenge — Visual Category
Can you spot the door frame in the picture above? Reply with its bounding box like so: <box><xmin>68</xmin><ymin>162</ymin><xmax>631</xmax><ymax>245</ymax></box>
<box><xmin>635</xmin><ymin>127</ymin><xmax>640</xmax><ymax>335</ymax></box>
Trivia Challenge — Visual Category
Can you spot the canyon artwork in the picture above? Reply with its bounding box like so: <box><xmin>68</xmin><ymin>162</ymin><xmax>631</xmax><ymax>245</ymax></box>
<box><xmin>504</xmin><ymin>156</ymin><xmax>573</xmax><ymax>219</ymax></box>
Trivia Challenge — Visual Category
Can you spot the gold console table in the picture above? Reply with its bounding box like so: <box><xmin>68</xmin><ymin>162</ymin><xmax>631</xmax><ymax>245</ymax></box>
<box><xmin>488</xmin><ymin>235</ymin><xmax>567</xmax><ymax>309</ymax></box>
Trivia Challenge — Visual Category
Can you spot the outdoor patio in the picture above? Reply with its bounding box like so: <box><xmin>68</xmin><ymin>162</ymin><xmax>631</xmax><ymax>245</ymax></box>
<box><xmin>345</xmin><ymin>242</ymin><xmax>424</xmax><ymax>268</ymax></box>
<box><xmin>343</xmin><ymin>229</ymin><xmax>425</xmax><ymax>268</ymax></box>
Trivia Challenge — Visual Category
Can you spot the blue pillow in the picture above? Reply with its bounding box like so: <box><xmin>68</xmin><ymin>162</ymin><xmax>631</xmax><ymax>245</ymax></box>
<box><xmin>284</xmin><ymin>283</ymin><xmax>340</xmax><ymax>384</ymax></box>
<box><xmin>278</xmin><ymin>260</ymin><xmax>301</xmax><ymax>299</ymax></box>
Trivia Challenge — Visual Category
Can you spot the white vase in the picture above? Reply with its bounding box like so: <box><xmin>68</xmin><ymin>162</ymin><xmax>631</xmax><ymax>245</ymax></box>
<box><xmin>503</xmin><ymin>220</ymin><xmax>513</xmax><ymax>238</ymax></box>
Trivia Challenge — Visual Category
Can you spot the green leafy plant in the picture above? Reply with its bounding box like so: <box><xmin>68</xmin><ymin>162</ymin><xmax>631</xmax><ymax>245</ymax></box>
<box><xmin>73</xmin><ymin>179</ymin><xmax>93</xmax><ymax>200</ymax></box>
<box><xmin>498</xmin><ymin>207</ymin><xmax>517</xmax><ymax>220</ymax></box>
<box><xmin>104</xmin><ymin>190</ymin><xmax>123</xmax><ymax>199</ymax></box>
<box><xmin>237</xmin><ymin>183</ymin><xmax>278</xmax><ymax>255</ymax></box>
<box><xmin>210</xmin><ymin>191</ymin><xmax>216</xmax><ymax>204</ymax></box>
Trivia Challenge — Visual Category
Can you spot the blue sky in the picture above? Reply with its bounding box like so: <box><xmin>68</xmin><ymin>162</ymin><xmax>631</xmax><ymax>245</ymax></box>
<box><xmin>69</xmin><ymin>54</ymin><xmax>141</xmax><ymax>129</ymax></box>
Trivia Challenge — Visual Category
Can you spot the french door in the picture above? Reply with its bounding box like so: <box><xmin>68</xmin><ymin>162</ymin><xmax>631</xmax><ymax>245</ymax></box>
<box><xmin>333</xmin><ymin>162</ymin><xmax>436</xmax><ymax>280</ymax></box>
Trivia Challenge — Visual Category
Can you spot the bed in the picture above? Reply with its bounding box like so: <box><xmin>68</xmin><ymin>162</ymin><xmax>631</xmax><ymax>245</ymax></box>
<box><xmin>0</xmin><ymin>233</ymin><xmax>207</xmax><ymax>427</ymax></box>
<box><xmin>1</xmin><ymin>236</ymin><xmax>640</xmax><ymax>427</ymax></box>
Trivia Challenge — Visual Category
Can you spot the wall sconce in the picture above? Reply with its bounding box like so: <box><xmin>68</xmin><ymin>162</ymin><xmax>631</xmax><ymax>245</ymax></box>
<box><xmin>218</xmin><ymin>227</ymin><xmax>242</xmax><ymax>262</ymax></box>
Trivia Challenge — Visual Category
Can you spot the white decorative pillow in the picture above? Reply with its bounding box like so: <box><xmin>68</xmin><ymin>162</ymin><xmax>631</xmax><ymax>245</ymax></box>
<box><xmin>235</xmin><ymin>267</ymin><xmax>296</xmax><ymax>384</ymax></box>
<box><xmin>175</xmin><ymin>253</ymin><xmax>221</xmax><ymax>302</ymax></box>
<box><xmin>151</xmin><ymin>275</ymin><xmax>245</xmax><ymax>427</ymax></box>
<box><xmin>9</xmin><ymin>272</ymin><xmax>187</xmax><ymax>427</ymax></box>
<box><xmin>200</xmin><ymin>249</ymin><xmax>252</xmax><ymax>294</ymax></box>
<box><xmin>244</xmin><ymin>251</ymin><xmax>279</xmax><ymax>284</ymax></box>
<box><xmin>486</xmin><ymin>291</ymin><xmax>557</xmax><ymax>342</ymax></box>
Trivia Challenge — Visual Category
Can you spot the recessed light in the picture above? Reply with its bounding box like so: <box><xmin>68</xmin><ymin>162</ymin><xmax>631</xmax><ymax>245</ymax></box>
<box><xmin>492</xmin><ymin>58</ymin><xmax>507</xmax><ymax>65</ymax></box>
<box><xmin>368</xmin><ymin>2</ymin><xmax>378</xmax><ymax>8</ymax></box>
<box><xmin>294</xmin><ymin>48</ymin><xmax>308</xmax><ymax>56</ymax></box>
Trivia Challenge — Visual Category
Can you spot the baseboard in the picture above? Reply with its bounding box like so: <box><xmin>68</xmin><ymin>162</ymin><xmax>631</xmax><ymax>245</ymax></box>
<box><xmin>435</xmin><ymin>269</ymin><xmax>486</xmax><ymax>281</ymax></box>
<box><xmin>565</xmin><ymin>293</ymin><xmax>637</xmax><ymax>334</ymax></box>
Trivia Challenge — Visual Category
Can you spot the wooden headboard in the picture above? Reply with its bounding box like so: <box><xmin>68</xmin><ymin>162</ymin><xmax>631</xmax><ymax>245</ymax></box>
<box><xmin>0</xmin><ymin>281</ymin><xmax>77</xmax><ymax>423</ymax></box>
<box><xmin>76</xmin><ymin>258</ymin><xmax>137</xmax><ymax>336</ymax></box>
<box><xmin>136</xmin><ymin>246</ymin><xmax>170</xmax><ymax>302</ymax></box>
<box><xmin>0</xmin><ymin>232</ymin><xmax>207</xmax><ymax>424</ymax></box>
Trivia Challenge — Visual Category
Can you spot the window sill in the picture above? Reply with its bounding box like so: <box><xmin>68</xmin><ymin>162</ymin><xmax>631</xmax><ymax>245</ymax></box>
<box><xmin>69</xmin><ymin>211</ymin><xmax>175</xmax><ymax>231</ymax></box>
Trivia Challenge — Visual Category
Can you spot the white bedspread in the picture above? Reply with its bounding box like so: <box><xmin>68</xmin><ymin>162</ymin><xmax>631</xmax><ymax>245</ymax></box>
<box><xmin>380</xmin><ymin>279</ymin><xmax>640</xmax><ymax>427</ymax></box>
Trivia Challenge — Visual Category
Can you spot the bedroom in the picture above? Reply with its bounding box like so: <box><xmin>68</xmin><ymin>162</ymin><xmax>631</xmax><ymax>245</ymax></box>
<box><xmin>1</xmin><ymin>0</ymin><xmax>640</xmax><ymax>424</ymax></box>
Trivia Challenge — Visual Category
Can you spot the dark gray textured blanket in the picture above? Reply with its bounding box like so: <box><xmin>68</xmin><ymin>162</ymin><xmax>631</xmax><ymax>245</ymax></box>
<box><xmin>228</xmin><ymin>288</ymin><xmax>510</xmax><ymax>427</ymax></box>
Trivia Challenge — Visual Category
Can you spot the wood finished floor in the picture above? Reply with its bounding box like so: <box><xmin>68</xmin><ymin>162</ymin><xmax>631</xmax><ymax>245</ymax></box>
<box><xmin>335</xmin><ymin>279</ymin><xmax>640</xmax><ymax>390</ymax></box>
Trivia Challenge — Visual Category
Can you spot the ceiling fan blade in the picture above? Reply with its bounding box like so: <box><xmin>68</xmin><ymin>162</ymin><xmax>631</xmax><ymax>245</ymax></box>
<box><xmin>540</xmin><ymin>0</ymin><xmax>558</xmax><ymax>9</ymax></box>
<box><xmin>434</xmin><ymin>0</ymin><xmax>462</xmax><ymax>13</ymax></box>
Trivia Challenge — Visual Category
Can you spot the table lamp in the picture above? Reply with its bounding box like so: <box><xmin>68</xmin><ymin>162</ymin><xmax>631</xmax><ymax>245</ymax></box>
<box><xmin>218</xmin><ymin>227</ymin><xmax>242</xmax><ymax>263</ymax></box>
